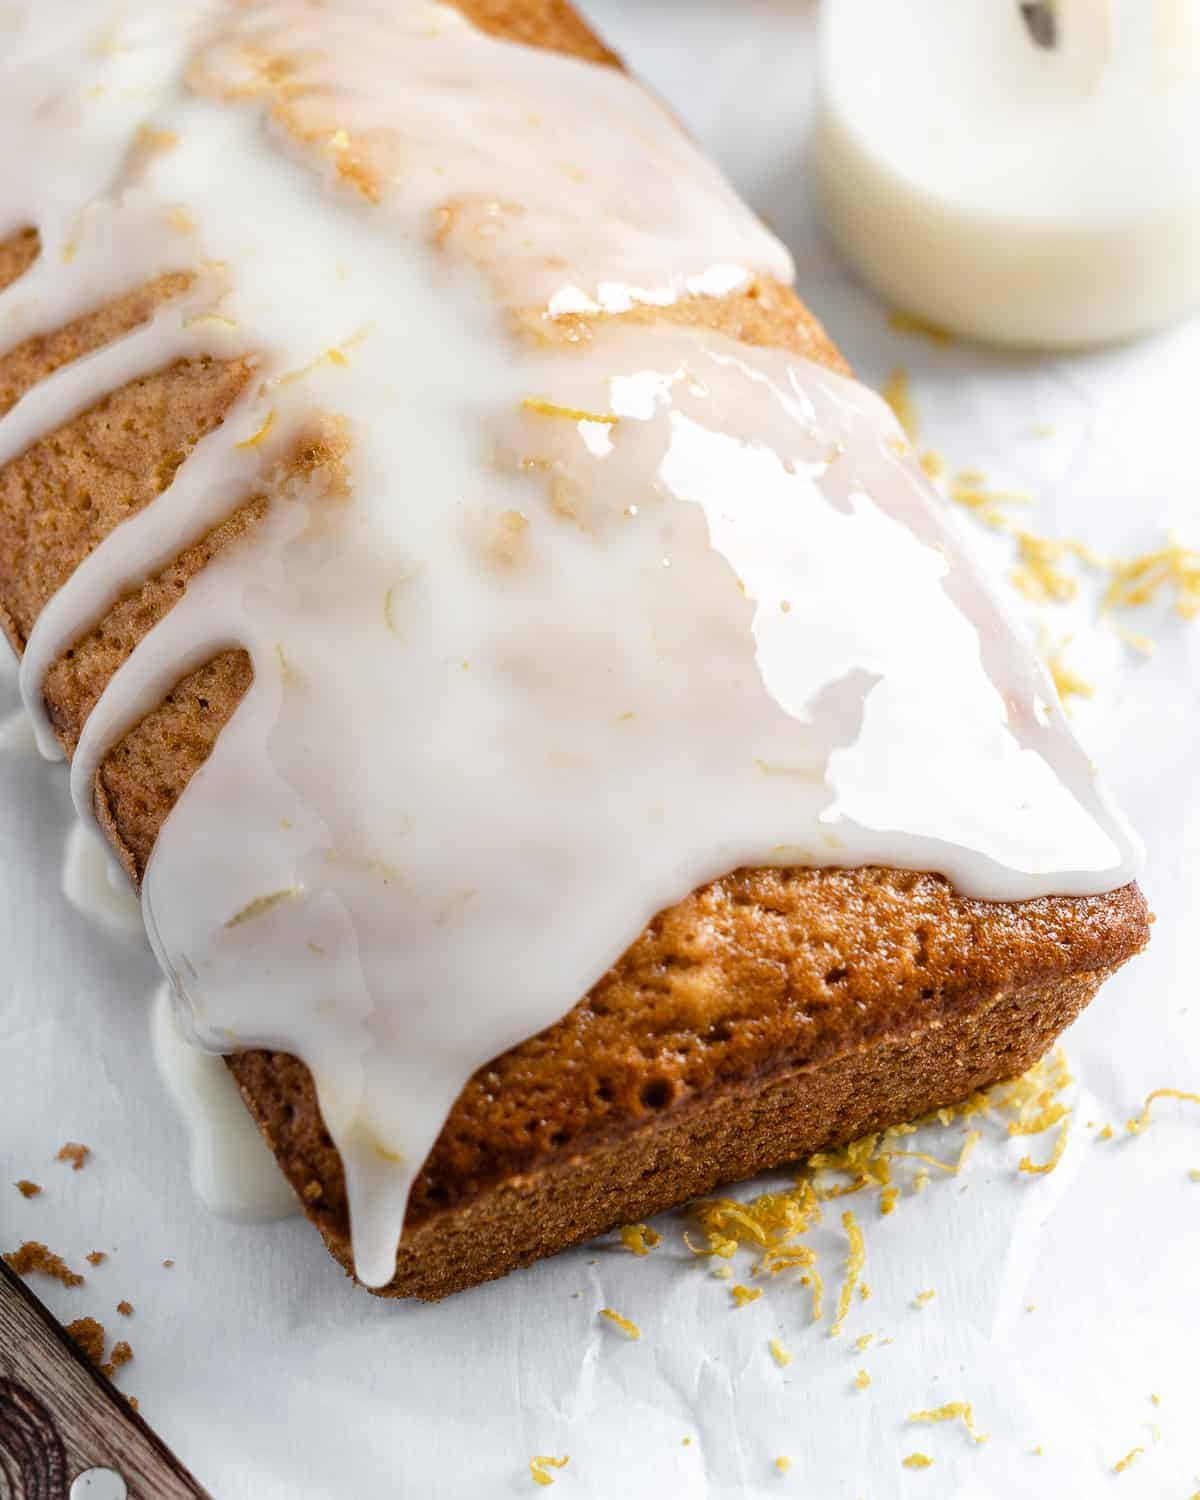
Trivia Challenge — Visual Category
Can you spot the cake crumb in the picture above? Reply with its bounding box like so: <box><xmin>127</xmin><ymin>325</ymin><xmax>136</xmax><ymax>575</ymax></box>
<box><xmin>86</xmin><ymin>1251</ymin><xmax>107</xmax><ymax>1267</ymax></box>
<box><xmin>117</xmin><ymin>1300</ymin><xmax>133</xmax><ymax>1317</ymax></box>
<box><xmin>731</xmin><ymin>1284</ymin><xmax>761</xmax><ymax>1309</ymax></box>
<box><xmin>66</xmin><ymin>1317</ymin><xmax>106</xmax><ymax>1368</ymax></box>
<box><xmin>5</xmin><ymin>1241</ymin><xmax>84</xmax><ymax>1287</ymax></box>
<box><xmin>599</xmin><ymin>1308</ymin><xmax>640</xmax><ymax>1340</ymax></box>
<box><xmin>902</xmin><ymin>1453</ymin><xmax>933</xmax><ymax>1470</ymax></box>
<box><xmin>682</xmin><ymin>1437</ymin><xmax>692</xmax><ymax>1447</ymax></box>
<box><xmin>101</xmin><ymin>1340</ymin><xmax>132</xmax><ymax>1379</ymax></box>
<box><xmin>56</xmin><ymin>1142</ymin><xmax>90</xmax><ymax>1171</ymax></box>
<box><xmin>854</xmin><ymin>1369</ymin><xmax>871</xmax><ymax>1390</ymax></box>
<box><xmin>774</xmin><ymin>1455</ymin><xmax>791</xmax><ymax>1474</ymax></box>
<box><xmin>15</xmin><ymin>1180</ymin><xmax>41</xmax><ymax>1198</ymax></box>
<box><xmin>162</xmin><ymin>1259</ymin><xmax>175</xmax><ymax>1269</ymax></box>
<box><xmin>127</xmin><ymin>1395</ymin><xmax>139</xmax><ymax>1413</ymax></box>
<box><xmin>1112</xmin><ymin>1447</ymin><xmax>1143</xmax><ymax>1474</ymax></box>
<box><xmin>768</xmin><ymin>1337</ymin><xmax>792</xmax><ymax>1368</ymax></box>
<box><xmin>529</xmin><ymin>1455</ymin><xmax>568</xmax><ymax>1487</ymax></box>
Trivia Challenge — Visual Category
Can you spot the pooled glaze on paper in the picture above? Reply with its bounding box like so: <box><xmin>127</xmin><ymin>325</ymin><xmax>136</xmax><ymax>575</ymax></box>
<box><xmin>1</xmin><ymin>1</ymin><xmax>1140</xmax><ymax>1286</ymax></box>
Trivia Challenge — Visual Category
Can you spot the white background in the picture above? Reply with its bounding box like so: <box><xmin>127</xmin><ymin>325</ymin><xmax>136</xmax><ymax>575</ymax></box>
<box><xmin>2</xmin><ymin>1</ymin><xmax>1199</xmax><ymax>1495</ymax></box>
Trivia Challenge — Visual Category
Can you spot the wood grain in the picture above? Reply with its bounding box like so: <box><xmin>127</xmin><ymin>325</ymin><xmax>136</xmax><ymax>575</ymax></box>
<box><xmin>0</xmin><ymin>1260</ymin><xmax>212</xmax><ymax>1499</ymax></box>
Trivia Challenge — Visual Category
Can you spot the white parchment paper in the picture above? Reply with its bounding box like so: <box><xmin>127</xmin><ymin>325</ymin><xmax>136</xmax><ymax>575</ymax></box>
<box><xmin>2</xmin><ymin>3</ymin><xmax>1198</xmax><ymax>1495</ymax></box>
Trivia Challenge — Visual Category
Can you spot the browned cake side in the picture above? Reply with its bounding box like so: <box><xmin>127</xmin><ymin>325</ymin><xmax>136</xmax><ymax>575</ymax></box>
<box><xmin>0</xmin><ymin>0</ymin><xmax>1148</xmax><ymax>1300</ymax></box>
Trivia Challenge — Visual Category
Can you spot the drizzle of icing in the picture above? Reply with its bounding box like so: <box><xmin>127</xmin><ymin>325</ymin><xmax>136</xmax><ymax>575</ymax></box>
<box><xmin>61</xmin><ymin>821</ymin><xmax>144</xmax><ymax>944</ymax></box>
<box><xmin>150</xmin><ymin>983</ymin><xmax>300</xmax><ymax>1223</ymax></box>
<box><xmin>2</xmin><ymin>1</ymin><xmax>1141</xmax><ymax>1287</ymax></box>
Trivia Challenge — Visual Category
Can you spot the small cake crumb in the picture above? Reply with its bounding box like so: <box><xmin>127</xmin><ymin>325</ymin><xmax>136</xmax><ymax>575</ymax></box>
<box><xmin>682</xmin><ymin>1436</ymin><xmax>692</xmax><ymax>1447</ymax></box>
<box><xmin>1112</xmin><ymin>1447</ymin><xmax>1144</xmax><ymax>1474</ymax></box>
<box><xmin>101</xmin><ymin>1340</ymin><xmax>133</xmax><ymax>1379</ymax></box>
<box><xmin>127</xmin><ymin>1395</ymin><xmax>139</xmax><ymax>1413</ymax></box>
<box><xmin>731</xmin><ymin>1284</ymin><xmax>761</xmax><ymax>1309</ymax></box>
<box><xmin>162</xmin><ymin>1258</ymin><xmax>175</xmax><ymax>1269</ymax></box>
<box><xmin>599</xmin><ymin>1307</ymin><xmax>640</xmax><ymax>1340</ymax></box>
<box><xmin>66</xmin><ymin>1317</ymin><xmax>106</xmax><ymax>1368</ymax></box>
<box><xmin>768</xmin><ymin>1337</ymin><xmax>792</xmax><ymax>1368</ymax></box>
<box><xmin>15</xmin><ymin>1180</ymin><xmax>41</xmax><ymax>1198</ymax></box>
<box><xmin>529</xmin><ymin>1454</ymin><xmax>568</xmax><ymax>1487</ymax></box>
<box><xmin>5</xmin><ymin>1241</ymin><xmax>84</xmax><ymax>1287</ymax></box>
<box><xmin>117</xmin><ymin>1300</ymin><xmax>133</xmax><ymax>1317</ymax></box>
<box><xmin>902</xmin><ymin>1453</ymin><xmax>934</xmax><ymax>1470</ymax></box>
<box><xmin>86</xmin><ymin>1251</ymin><xmax>107</xmax><ymax>1267</ymax></box>
<box><xmin>56</xmin><ymin>1142</ymin><xmax>90</xmax><ymax>1172</ymax></box>
<box><xmin>854</xmin><ymin>1369</ymin><xmax>871</xmax><ymax>1390</ymax></box>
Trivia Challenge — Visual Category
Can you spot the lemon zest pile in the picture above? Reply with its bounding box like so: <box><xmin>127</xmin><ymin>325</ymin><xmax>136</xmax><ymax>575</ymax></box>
<box><xmin>1019</xmin><ymin>1115</ymin><xmax>1071</xmax><ymax>1175</ymax></box>
<box><xmin>732</xmin><ymin>1284</ymin><xmax>762</xmax><ymax>1309</ymax></box>
<box><xmin>920</xmin><ymin>449</ymin><xmax>946</xmax><ymax>480</ymax></box>
<box><xmin>830</xmin><ymin>1211</ymin><xmax>865</xmax><ymax>1337</ymax></box>
<box><xmin>769</xmin><ymin>1337</ymin><xmax>792</xmax><ymax>1368</ymax></box>
<box><xmin>902</xmin><ymin>1453</ymin><xmax>934</xmax><ymax>1470</ymax></box>
<box><xmin>908</xmin><ymin>1401</ymin><xmax>989</xmax><ymax>1444</ymax></box>
<box><xmin>522</xmin><ymin>397</ymin><xmax>618</xmax><ymax>425</ymax></box>
<box><xmin>1126</xmin><ymin>1087</ymin><xmax>1200</xmax><ymax>1135</ymax></box>
<box><xmin>1104</xmin><ymin>541</ymin><xmax>1200</xmax><ymax>619</ymax></box>
<box><xmin>948</xmin><ymin>470</ymin><xmax>1034</xmax><ymax>531</ymax></box>
<box><xmin>1044</xmin><ymin>640</ymin><xmax>1094</xmax><ymax>708</ymax></box>
<box><xmin>882</xmin><ymin>369</ymin><xmax>919</xmax><ymax>441</ymax></box>
<box><xmin>599</xmin><ymin>1308</ymin><xmax>640</xmax><ymax>1341</ymax></box>
<box><xmin>1112</xmin><ymin>1447</ymin><xmax>1144</xmax><ymax>1474</ymax></box>
<box><xmin>529</xmin><ymin>1455</ymin><xmax>568</xmax><ymax>1487</ymax></box>
<box><xmin>618</xmin><ymin>1223</ymin><xmax>662</xmax><ymax>1256</ymax></box>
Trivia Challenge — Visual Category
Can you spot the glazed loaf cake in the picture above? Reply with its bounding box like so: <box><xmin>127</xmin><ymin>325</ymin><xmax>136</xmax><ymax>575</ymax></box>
<box><xmin>0</xmin><ymin>0</ymin><xmax>1147</xmax><ymax>1300</ymax></box>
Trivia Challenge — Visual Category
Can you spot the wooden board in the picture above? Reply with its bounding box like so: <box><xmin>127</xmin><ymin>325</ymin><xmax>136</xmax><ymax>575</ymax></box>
<box><xmin>0</xmin><ymin>1259</ymin><xmax>212</xmax><ymax>1499</ymax></box>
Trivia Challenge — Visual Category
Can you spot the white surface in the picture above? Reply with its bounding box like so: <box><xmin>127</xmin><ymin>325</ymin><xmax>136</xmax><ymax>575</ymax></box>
<box><xmin>1</xmin><ymin>2</ymin><xmax>1198</xmax><ymax>1496</ymax></box>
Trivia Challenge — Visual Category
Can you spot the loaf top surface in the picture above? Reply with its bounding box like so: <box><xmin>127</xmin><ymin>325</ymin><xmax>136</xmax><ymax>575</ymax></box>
<box><xmin>0</xmin><ymin>0</ymin><xmax>1142</xmax><ymax>1288</ymax></box>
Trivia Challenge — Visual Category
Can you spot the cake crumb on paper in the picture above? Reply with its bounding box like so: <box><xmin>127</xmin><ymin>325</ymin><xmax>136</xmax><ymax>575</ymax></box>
<box><xmin>4</xmin><ymin>1241</ymin><xmax>84</xmax><ymax>1287</ymax></box>
<box><xmin>56</xmin><ymin>1142</ymin><xmax>90</xmax><ymax>1171</ymax></box>
<box><xmin>15</xmin><ymin>1180</ymin><xmax>41</xmax><ymax>1198</ymax></box>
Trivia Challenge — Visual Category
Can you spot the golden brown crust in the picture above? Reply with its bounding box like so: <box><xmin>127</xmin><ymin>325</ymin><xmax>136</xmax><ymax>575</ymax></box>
<box><xmin>232</xmin><ymin>959</ymin><xmax>1127</xmax><ymax>1299</ymax></box>
<box><xmin>0</xmin><ymin>0</ymin><xmax>1149</xmax><ymax>1297</ymax></box>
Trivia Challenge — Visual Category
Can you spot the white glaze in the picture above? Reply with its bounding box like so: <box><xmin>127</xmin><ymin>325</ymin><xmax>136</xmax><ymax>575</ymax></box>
<box><xmin>151</xmin><ymin>983</ymin><xmax>300</xmax><ymax>1222</ymax></box>
<box><xmin>2</xmin><ymin>1</ymin><xmax>1140</xmax><ymax>1287</ymax></box>
<box><xmin>61</xmin><ymin>821</ymin><xmax>145</xmax><ymax>944</ymax></box>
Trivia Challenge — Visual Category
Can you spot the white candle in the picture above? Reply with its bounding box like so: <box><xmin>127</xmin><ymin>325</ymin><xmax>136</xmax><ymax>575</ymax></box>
<box><xmin>817</xmin><ymin>0</ymin><xmax>1200</xmax><ymax>347</ymax></box>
